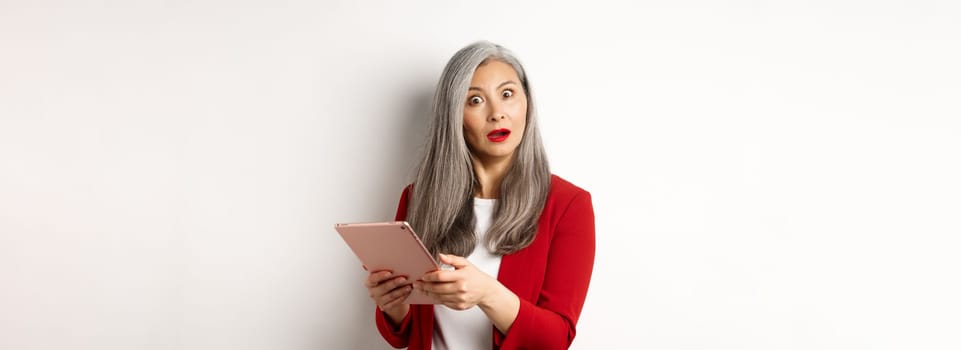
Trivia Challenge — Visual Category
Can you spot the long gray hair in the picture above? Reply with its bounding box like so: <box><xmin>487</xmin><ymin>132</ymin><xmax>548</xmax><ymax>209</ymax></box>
<box><xmin>406</xmin><ymin>41</ymin><xmax>551</xmax><ymax>257</ymax></box>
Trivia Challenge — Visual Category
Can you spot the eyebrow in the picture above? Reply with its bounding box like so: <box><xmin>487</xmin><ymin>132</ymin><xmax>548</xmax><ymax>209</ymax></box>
<box><xmin>468</xmin><ymin>80</ymin><xmax>519</xmax><ymax>91</ymax></box>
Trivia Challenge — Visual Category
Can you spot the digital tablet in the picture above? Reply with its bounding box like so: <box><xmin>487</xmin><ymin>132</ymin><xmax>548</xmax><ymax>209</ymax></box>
<box><xmin>335</xmin><ymin>221</ymin><xmax>440</xmax><ymax>304</ymax></box>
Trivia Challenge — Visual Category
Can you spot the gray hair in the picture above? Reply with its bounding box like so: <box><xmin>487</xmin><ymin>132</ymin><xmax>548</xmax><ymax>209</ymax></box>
<box><xmin>407</xmin><ymin>41</ymin><xmax>550</xmax><ymax>257</ymax></box>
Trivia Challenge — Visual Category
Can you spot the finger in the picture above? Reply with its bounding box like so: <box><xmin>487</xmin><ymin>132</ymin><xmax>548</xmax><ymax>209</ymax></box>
<box><xmin>365</xmin><ymin>270</ymin><xmax>392</xmax><ymax>285</ymax></box>
<box><xmin>439</xmin><ymin>253</ymin><xmax>471</xmax><ymax>269</ymax></box>
<box><xmin>419</xmin><ymin>271</ymin><xmax>438</xmax><ymax>282</ymax></box>
<box><xmin>417</xmin><ymin>280</ymin><xmax>458</xmax><ymax>295</ymax></box>
<box><xmin>421</xmin><ymin>270</ymin><xmax>459</xmax><ymax>282</ymax></box>
<box><xmin>414</xmin><ymin>281</ymin><xmax>435</xmax><ymax>298</ymax></box>
<box><xmin>381</xmin><ymin>294</ymin><xmax>405</xmax><ymax>309</ymax></box>
<box><xmin>371</xmin><ymin>276</ymin><xmax>408</xmax><ymax>298</ymax></box>
<box><xmin>380</xmin><ymin>285</ymin><xmax>413</xmax><ymax>308</ymax></box>
<box><xmin>364</xmin><ymin>271</ymin><xmax>395</xmax><ymax>288</ymax></box>
<box><xmin>367</xmin><ymin>276</ymin><xmax>406</xmax><ymax>302</ymax></box>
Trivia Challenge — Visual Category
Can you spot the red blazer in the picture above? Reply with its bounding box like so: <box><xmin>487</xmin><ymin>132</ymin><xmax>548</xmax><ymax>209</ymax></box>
<box><xmin>375</xmin><ymin>174</ymin><xmax>595</xmax><ymax>349</ymax></box>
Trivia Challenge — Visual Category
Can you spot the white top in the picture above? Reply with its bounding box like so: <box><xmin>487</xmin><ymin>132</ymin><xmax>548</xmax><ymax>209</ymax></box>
<box><xmin>431</xmin><ymin>197</ymin><xmax>502</xmax><ymax>350</ymax></box>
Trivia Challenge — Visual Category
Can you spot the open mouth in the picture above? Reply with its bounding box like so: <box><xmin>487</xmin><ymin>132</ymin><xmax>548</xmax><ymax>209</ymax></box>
<box><xmin>487</xmin><ymin>129</ymin><xmax>511</xmax><ymax>142</ymax></box>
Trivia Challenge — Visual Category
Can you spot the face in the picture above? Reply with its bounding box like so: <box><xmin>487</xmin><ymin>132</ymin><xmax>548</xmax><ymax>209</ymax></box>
<box><xmin>462</xmin><ymin>60</ymin><xmax>528</xmax><ymax>164</ymax></box>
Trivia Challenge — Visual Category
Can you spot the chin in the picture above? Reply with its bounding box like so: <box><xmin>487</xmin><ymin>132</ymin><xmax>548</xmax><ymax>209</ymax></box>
<box><xmin>489</xmin><ymin>148</ymin><xmax>519</xmax><ymax>159</ymax></box>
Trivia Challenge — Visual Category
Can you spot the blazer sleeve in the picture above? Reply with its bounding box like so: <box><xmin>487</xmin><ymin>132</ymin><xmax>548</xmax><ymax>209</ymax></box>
<box><xmin>495</xmin><ymin>191</ymin><xmax>596</xmax><ymax>349</ymax></box>
<box><xmin>374</xmin><ymin>186</ymin><xmax>414</xmax><ymax>348</ymax></box>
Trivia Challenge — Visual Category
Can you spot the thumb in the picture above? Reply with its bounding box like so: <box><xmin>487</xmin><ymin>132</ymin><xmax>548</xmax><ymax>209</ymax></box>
<box><xmin>439</xmin><ymin>253</ymin><xmax>470</xmax><ymax>269</ymax></box>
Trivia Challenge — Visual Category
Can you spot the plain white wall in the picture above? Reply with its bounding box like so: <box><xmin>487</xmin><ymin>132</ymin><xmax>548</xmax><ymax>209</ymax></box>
<box><xmin>2</xmin><ymin>1</ymin><xmax>960</xmax><ymax>349</ymax></box>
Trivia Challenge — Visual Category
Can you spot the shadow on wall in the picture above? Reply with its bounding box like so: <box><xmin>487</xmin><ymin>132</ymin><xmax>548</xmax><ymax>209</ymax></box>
<box><xmin>352</xmin><ymin>83</ymin><xmax>433</xmax><ymax>349</ymax></box>
<box><xmin>369</xmin><ymin>85</ymin><xmax>433</xmax><ymax>218</ymax></box>
<box><xmin>306</xmin><ymin>70</ymin><xmax>434</xmax><ymax>349</ymax></box>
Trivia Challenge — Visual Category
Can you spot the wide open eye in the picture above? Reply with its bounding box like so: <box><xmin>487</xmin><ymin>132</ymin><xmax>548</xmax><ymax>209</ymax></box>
<box><xmin>502</xmin><ymin>89</ymin><xmax>513</xmax><ymax>98</ymax></box>
<box><xmin>469</xmin><ymin>96</ymin><xmax>484</xmax><ymax>105</ymax></box>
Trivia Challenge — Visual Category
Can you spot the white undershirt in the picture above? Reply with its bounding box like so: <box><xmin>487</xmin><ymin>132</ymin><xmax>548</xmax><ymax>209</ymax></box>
<box><xmin>431</xmin><ymin>197</ymin><xmax>502</xmax><ymax>350</ymax></box>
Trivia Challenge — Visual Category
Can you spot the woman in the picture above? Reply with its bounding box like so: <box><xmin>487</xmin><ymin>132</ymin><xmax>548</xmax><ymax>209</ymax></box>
<box><xmin>364</xmin><ymin>41</ymin><xmax>595</xmax><ymax>349</ymax></box>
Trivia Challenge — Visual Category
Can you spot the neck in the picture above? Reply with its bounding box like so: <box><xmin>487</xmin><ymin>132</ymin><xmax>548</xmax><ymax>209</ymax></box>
<box><xmin>471</xmin><ymin>154</ymin><xmax>513</xmax><ymax>199</ymax></box>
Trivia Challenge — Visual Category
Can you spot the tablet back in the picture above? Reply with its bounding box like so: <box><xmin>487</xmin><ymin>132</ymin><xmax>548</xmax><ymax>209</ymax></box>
<box><xmin>335</xmin><ymin>221</ymin><xmax>439</xmax><ymax>304</ymax></box>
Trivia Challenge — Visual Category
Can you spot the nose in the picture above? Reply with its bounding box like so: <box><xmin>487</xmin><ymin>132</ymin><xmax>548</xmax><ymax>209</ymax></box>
<box><xmin>487</xmin><ymin>99</ymin><xmax>509</xmax><ymax>122</ymax></box>
<box><xmin>488</xmin><ymin>105</ymin><xmax>507</xmax><ymax>122</ymax></box>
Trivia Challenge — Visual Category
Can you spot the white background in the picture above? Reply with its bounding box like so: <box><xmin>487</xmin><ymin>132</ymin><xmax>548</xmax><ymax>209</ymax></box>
<box><xmin>2</xmin><ymin>1</ymin><xmax>960</xmax><ymax>349</ymax></box>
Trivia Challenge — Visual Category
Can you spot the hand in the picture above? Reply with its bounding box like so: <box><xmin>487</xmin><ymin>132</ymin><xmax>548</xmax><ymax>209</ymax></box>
<box><xmin>364</xmin><ymin>270</ymin><xmax>412</xmax><ymax>324</ymax></box>
<box><xmin>414</xmin><ymin>254</ymin><xmax>499</xmax><ymax>310</ymax></box>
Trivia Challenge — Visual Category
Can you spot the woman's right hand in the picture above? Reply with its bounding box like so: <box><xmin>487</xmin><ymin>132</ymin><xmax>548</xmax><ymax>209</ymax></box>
<box><xmin>364</xmin><ymin>270</ymin><xmax>413</xmax><ymax>324</ymax></box>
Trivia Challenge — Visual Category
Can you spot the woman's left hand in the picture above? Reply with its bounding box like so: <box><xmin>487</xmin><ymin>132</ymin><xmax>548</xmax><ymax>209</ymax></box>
<box><xmin>414</xmin><ymin>253</ymin><xmax>498</xmax><ymax>310</ymax></box>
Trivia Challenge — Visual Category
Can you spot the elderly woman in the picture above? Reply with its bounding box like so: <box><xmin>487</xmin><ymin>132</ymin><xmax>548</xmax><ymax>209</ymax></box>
<box><xmin>363</xmin><ymin>41</ymin><xmax>595</xmax><ymax>349</ymax></box>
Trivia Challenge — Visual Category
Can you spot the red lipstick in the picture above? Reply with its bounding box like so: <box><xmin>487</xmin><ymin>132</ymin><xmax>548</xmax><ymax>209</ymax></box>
<box><xmin>487</xmin><ymin>128</ymin><xmax>511</xmax><ymax>142</ymax></box>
